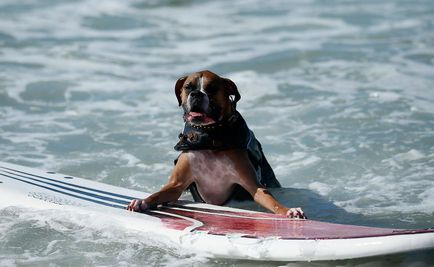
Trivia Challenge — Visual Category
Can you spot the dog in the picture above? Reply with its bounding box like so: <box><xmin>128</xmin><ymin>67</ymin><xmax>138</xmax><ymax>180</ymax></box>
<box><xmin>127</xmin><ymin>70</ymin><xmax>305</xmax><ymax>219</ymax></box>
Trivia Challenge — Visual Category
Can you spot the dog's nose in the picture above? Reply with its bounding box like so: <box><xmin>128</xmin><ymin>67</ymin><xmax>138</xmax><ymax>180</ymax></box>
<box><xmin>190</xmin><ymin>90</ymin><xmax>203</xmax><ymax>98</ymax></box>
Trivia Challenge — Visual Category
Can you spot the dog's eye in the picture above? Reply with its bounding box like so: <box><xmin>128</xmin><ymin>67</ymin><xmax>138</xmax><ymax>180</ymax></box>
<box><xmin>185</xmin><ymin>84</ymin><xmax>194</xmax><ymax>91</ymax></box>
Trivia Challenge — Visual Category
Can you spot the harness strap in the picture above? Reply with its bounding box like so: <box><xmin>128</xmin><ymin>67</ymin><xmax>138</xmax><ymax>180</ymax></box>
<box><xmin>174</xmin><ymin>111</ymin><xmax>249</xmax><ymax>151</ymax></box>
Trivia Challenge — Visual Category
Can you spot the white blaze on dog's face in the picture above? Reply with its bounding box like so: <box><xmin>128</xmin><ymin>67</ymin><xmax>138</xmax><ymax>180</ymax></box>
<box><xmin>198</xmin><ymin>76</ymin><xmax>205</xmax><ymax>93</ymax></box>
<box><xmin>174</xmin><ymin>70</ymin><xmax>241</xmax><ymax>126</ymax></box>
<box><xmin>198</xmin><ymin>76</ymin><xmax>210</xmax><ymax>110</ymax></box>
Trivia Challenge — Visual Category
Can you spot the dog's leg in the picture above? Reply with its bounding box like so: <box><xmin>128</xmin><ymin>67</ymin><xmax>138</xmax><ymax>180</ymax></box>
<box><xmin>127</xmin><ymin>153</ymin><xmax>192</xmax><ymax>212</ymax></box>
<box><xmin>234</xmin><ymin>151</ymin><xmax>306</xmax><ymax>218</ymax></box>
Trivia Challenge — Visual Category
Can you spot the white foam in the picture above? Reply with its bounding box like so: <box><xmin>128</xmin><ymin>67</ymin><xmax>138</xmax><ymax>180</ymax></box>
<box><xmin>0</xmin><ymin>259</ymin><xmax>15</xmax><ymax>267</ymax></box>
<box><xmin>308</xmin><ymin>182</ymin><xmax>332</xmax><ymax>196</ymax></box>
<box><xmin>419</xmin><ymin>187</ymin><xmax>434</xmax><ymax>211</ymax></box>
<box><xmin>369</xmin><ymin>91</ymin><xmax>401</xmax><ymax>102</ymax></box>
<box><xmin>273</xmin><ymin>152</ymin><xmax>321</xmax><ymax>178</ymax></box>
<box><xmin>0</xmin><ymin>206</ymin><xmax>209</xmax><ymax>265</ymax></box>
<box><xmin>393</xmin><ymin>149</ymin><xmax>425</xmax><ymax>162</ymax></box>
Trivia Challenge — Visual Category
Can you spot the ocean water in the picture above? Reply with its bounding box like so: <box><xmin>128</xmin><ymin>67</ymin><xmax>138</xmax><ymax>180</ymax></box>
<box><xmin>1</xmin><ymin>0</ymin><xmax>434</xmax><ymax>266</ymax></box>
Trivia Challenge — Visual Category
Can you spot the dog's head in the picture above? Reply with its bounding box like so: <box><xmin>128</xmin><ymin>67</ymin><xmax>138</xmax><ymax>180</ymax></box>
<box><xmin>174</xmin><ymin>70</ymin><xmax>240</xmax><ymax>125</ymax></box>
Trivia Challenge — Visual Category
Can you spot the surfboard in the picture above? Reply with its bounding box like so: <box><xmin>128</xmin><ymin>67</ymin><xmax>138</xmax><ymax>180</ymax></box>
<box><xmin>0</xmin><ymin>161</ymin><xmax>433</xmax><ymax>261</ymax></box>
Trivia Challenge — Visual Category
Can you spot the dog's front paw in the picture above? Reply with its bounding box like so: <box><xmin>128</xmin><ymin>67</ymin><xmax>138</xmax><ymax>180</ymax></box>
<box><xmin>127</xmin><ymin>199</ymin><xmax>149</xmax><ymax>213</ymax></box>
<box><xmin>286</xmin><ymin>207</ymin><xmax>306</xmax><ymax>219</ymax></box>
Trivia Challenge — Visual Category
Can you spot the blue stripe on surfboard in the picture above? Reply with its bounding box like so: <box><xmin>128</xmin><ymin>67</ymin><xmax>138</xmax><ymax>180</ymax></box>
<box><xmin>0</xmin><ymin>166</ymin><xmax>135</xmax><ymax>201</ymax></box>
<box><xmin>0</xmin><ymin>172</ymin><xmax>126</xmax><ymax>209</ymax></box>
<box><xmin>0</xmin><ymin>170</ymin><xmax>196</xmax><ymax>228</ymax></box>
<box><xmin>0</xmin><ymin>169</ymin><xmax>131</xmax><ymax>206</ymax></box>
<box><xmin>0</xmin><ymin>165</ymin><xmax>224</xmax><ymax>217</ymax></box>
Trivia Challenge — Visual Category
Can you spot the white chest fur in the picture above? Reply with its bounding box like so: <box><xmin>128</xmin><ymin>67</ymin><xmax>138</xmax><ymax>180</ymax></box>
<box><xmin>186</xmin><ymin>150</ymin><xmax>240</xmax><ymax>205</ymax></box>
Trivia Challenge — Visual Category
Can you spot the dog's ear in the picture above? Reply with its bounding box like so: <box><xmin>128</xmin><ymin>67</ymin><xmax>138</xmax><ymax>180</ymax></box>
<box><xmin>174</xmin><ymin>76</ymin><xmax>187</xmax><ymax>106</ymax></box>
<box><xmin>224</xmin><ymin>78</ymin><xmax>241</xmax><ymax>105</ymax></box>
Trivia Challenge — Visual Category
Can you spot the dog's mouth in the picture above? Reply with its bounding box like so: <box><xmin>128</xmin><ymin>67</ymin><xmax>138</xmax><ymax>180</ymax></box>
<box><xmin>185</xmin><ymin>112</ymin><xmax>216</xmax><ymax>125</ymax></box>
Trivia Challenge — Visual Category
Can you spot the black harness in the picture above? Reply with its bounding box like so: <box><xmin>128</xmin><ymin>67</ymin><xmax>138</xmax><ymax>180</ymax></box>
<box><xmin>174</xmin><ymin>111</ymin><xmax>250</xmax><ymax>152</ymax></box>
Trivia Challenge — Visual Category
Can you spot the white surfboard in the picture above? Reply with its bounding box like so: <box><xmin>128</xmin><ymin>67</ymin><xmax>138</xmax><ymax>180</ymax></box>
<box><xmin>0</xmin><ymin>161</ymin><xmax>433</xmax><ymax>261</ymax></box>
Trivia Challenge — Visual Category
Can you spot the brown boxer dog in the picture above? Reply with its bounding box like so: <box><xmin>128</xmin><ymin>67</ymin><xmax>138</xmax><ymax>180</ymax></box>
<box><xmin>127</xmin><ymin>70</ymin><xmax>305</xmax><ymax>219</ymax></box>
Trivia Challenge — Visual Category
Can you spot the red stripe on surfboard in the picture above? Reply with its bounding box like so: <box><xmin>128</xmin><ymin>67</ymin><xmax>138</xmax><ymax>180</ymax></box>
<box><xmin>167</xmin><ymin>201</ymin><xmax>285</xmax><ymax>219</ymax></box>
<box><xmin>147</xmin><ymin>210</ymin><xmax>195</xmax><ymax>230</ymax></box>
<box><xmin>156</xmin><ymin>206</ymin><xmax>434</xmax><ymax>239</ymax></box>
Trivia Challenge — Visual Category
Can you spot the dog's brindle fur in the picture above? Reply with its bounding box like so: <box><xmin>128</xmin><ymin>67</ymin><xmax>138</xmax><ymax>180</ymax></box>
<box><xmin>127</xmin><ymin>71</ymin><xmax>305</xmax><ymax>218</ymax></box>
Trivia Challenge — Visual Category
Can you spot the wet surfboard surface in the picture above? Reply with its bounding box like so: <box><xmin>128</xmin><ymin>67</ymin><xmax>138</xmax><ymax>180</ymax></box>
<box><xmin>1</xmin><ymin>161</ymin><xmax>433</xmax><ymax>261</ymax></box>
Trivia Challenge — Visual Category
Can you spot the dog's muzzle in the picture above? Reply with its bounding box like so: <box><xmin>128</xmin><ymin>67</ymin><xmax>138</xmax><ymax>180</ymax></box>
<box><xmin>187</xmin><ymin>90</ymin><xmax>209</xmax><ymax>112</ymax></box>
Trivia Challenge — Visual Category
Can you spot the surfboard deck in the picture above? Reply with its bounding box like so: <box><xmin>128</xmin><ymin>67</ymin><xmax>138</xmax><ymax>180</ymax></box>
<box><xmin>0</xmin><ymin>161</ymin><xmax>433</xmax><ymax>261</ymax></box>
